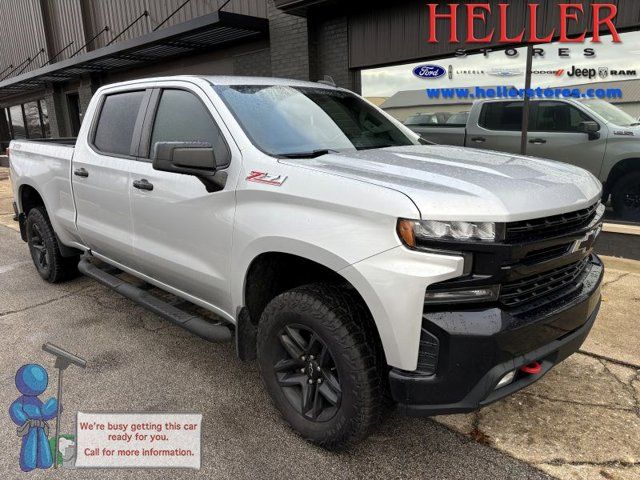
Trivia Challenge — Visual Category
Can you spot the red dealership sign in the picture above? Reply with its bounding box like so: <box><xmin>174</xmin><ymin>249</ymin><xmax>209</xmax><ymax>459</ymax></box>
<box><xmin>427</xmin><ymin>3</ymin><xmax>621</xmax><ymax>43</ymax></box>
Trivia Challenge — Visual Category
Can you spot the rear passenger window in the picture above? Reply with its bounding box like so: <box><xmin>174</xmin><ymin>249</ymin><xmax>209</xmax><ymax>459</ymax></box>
<box><xmin>93</xmin><ymin>91</ymin><xmax>145</xmax><ymax>156</ymax></box>
<box><xmin>150</xmin><ymin>89</ymin><xmax>228</xmax><ymax>164</ymax></box>
<box><xmin>480</xmin><ymin>101</ymin><xmax>527</xmax><ymax>131</ymax></box>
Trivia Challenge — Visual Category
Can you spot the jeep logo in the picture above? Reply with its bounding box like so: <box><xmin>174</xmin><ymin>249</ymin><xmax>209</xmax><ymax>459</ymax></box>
<box><xmin>567</xmin><ymin>66</ymin><xmax>597</xmax><ymax>79</ymax></box>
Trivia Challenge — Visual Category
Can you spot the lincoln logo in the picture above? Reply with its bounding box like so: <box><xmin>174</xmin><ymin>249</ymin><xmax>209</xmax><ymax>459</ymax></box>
<box><xmin>427</xmin><ymin>3</ymin><xmax>620</xmax><ymax>44</ymax></box>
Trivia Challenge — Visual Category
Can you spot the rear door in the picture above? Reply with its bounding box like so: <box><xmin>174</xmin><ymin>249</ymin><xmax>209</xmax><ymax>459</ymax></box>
<box><xmin>466</xmin><ymin>101</ymin><xmax>531</xmax><ymax>153</ymax></box>
<box><xmin>525</xmin><ymin>100</ymin><xmax>606</xmax><ymax>176</ymax></box>
<box><xmin>73</xmin><ymin>89</ymin><xmax>150</xmax><ymax>267</ymax></box>
<box><xmin>128</xmin><ymin>83</ymin><xmax>239</xmax><ymax>314</ymax></box>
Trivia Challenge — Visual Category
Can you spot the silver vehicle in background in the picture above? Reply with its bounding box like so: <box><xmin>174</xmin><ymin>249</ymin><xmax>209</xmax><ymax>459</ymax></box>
<box><xmin>412</xmin><ymin>98</ymin><xmax>640</xmax><ymax>221</ymax></box>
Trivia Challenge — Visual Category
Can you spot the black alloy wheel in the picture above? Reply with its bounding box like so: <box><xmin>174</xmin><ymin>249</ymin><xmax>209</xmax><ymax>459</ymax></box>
<box><xmin>257</xmin><ymin>283</ymin><xmax>382</xmax><ymax>450</ymax></box>
<box><xmin>29</xmin><ymin>222</ymin><xmax>49</xmax><ymax>273</ymax></box>
<box><xmin>274</xmin><ymin>324</ymin><xmax>342</xmax><ymax>422</ymax></box>
<box><xmin>612</xmin><ymin>172</ymin><xmax>640</xmax><ymax>221</ymax></box>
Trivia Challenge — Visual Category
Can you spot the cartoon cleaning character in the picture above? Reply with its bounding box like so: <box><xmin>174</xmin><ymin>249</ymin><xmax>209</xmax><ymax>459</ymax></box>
<box><xmin>9</xmin><ymin>364</ymin><xmax>59</xmax><ymax>472</ymax></box>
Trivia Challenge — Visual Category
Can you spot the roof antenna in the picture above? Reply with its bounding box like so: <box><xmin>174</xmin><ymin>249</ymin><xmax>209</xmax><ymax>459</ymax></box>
<box><xmin>318</xmin><ymin>75</ymin><xmax>336</xmax><ymax>87</ymax></box>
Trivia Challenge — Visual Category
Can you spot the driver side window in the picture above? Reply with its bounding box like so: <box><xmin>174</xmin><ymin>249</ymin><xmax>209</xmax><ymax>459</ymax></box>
<box><xmin>150</xmin><ymin>89</ymin><xmax>229</xmax><ymax>165</ymax></box>
<box><xmin>532</xmin><ymin>101</ymin><xmax>592</xmax><ymax>133</ymax></box>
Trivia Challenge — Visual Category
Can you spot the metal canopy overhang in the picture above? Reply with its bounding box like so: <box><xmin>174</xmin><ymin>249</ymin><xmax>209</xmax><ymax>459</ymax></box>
<box><xmin>0</xmin><ymin>11</ymin><xmax>268</xmax><ymax>100</ymax></box>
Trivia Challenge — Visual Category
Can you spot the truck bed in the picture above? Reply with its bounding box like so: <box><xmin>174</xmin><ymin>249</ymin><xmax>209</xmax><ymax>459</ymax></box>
<box><xmin>14</xmin><ymin>137</ymin><xmax>77</xmax><ymax>146</ymax></box>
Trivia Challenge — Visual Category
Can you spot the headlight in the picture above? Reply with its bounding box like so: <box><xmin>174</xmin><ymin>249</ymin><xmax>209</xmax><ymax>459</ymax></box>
<box><xmin>397</xmin><ymin>219</ymin><xmax>501</xmax><ymax>246</ymax></box>
<box><xmin>424</xmin><ymin>285</ymin><xmax>500</xmax><ymax>304</ymax></box>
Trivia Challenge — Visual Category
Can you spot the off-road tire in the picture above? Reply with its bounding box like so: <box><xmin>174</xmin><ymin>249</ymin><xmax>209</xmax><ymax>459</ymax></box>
<box><xmin>611</xmin><ymin>171</ymin><xmax>640</xmax><ymax>221</ymax></box>
<box><xmin>26</xmin><ymin>206</ymin><xmax>79</xmax><ymax>283</ymax></box>
<box><xmin>257</xmin><ymin>283</ymin><xmax>383</xmax><ymax>450</ymax></box>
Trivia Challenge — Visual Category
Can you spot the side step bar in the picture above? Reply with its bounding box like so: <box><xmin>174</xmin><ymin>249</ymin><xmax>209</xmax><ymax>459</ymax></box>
<box><xmin>78</xmin><ymin>256</ymin><xmax>232</xmax><ymax>343</ymax></box>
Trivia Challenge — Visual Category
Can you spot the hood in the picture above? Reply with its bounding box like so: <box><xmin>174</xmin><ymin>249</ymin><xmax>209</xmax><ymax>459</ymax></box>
<box><xmin>281</xmin><ymin>145</ymin><xmax>602</xmax><ymax>222</ymax></box>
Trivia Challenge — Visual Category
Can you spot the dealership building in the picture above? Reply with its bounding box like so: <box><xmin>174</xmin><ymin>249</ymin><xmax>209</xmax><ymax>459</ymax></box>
<box><xmin>1</xmin><ymin>0</ymin><xmax>640</xmax><ymax>145</ymax></box>
<box><xmin>1</xmin><ymin>0</ymin><xmax>639</xmax><ymax>255</ymax></box>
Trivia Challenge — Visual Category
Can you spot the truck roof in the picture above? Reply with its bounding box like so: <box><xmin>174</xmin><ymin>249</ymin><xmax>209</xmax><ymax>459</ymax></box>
<box><xmin>99</xmin><ymin>75</ymin><xmax>338</xmax><ymax>91</ymax></box>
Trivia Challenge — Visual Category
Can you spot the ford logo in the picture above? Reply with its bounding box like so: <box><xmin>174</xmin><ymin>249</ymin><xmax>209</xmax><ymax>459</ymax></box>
<box><xmin>413</xmin><ymin>64</ymin><xmax>447</xmax><ymax>80</ymax></box>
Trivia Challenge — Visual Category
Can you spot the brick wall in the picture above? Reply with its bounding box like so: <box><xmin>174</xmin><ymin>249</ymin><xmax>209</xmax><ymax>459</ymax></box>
<box><xmin>234</xmin><ymin>48</ymin><xmax>272</xmax><ymax>77</ymax></box>
<box><xmin>78</xmin><ymin>76</ymin><xmax>98</xmax><ymax>117</ymax></box>
<box><xmin>267</xmin><ymin>0</ymin><xmax>310</xmax><ymax>80</ymax></box>
<box><xmin>43</xmin><ymin>88</ymin><xmax>62</xmax><ymax>138</ymax></box>
<box><xmin>312</xmin><ymin>16</ymin><xmax>360</xmax><ymax>92</ymax></box>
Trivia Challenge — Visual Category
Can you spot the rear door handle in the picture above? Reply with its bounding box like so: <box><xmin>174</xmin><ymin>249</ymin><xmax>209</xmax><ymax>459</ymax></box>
<box><xmin>133</xmin><ymin>179</ymin><xmax>154</xmax><ymax>191</ymax></box>
<box><xmin>74</xmin><ymin>168</ymin><xmax>89</xmax><ymax>178</ymax></box>
<box><xmin>470</xmin><ymin>136</ymin><xmax>486</xmax><ymax>143</ymax></box>
<box><xmin>529</xmin><ymin>138</ymin><xmax>547</xmax><ymax>144</ymax></box>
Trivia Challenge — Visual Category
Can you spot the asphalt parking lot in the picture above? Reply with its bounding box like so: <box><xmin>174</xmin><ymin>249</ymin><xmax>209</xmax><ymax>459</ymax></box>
<box><xmin>0</xmin><ymin>168</ymin><xmax>638</xmax><ymax>479</ymax></box>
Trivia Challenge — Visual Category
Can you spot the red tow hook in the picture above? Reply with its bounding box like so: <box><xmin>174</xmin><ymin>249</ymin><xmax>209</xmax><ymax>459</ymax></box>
<box><xmin>520</xmin><ymin>361</ymin><xmax>542</xmax><ymax>375</ymax></box>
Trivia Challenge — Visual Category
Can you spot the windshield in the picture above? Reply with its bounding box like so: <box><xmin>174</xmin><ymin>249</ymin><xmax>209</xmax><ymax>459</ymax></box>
<box><xmin>578</xmin><ymin>99</ymin><xmax>638</xmax><ymax>126</ymax></box>
<box><xmin>215</xmin><ymin>85</ymin><xmax>416</xmax><ymax>156</ymax></box>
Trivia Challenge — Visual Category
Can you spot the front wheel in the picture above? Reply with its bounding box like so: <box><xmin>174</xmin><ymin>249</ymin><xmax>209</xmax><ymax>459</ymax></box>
<box><xmin>611</xmin><ymin>171</ymin><xmax>640</xmax><ymax>221</ymax></box>
<box><xmin>257</xmin><ymin>284</ymin><xmax>382</xmax><ymax>450</ymax></box>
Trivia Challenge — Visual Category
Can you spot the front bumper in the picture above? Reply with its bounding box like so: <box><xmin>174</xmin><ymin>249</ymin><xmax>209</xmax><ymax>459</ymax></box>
<box><xmin>390</xmin><ymin>255</ymin><xmax>603</xmax><ymax>416</ymax></box>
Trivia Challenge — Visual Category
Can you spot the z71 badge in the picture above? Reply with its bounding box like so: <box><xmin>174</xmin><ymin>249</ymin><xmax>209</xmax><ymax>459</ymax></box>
<box><xmin>246</xmin><ymin>171</ymin><xmax>288</xmax><ymax>186</ymax></box>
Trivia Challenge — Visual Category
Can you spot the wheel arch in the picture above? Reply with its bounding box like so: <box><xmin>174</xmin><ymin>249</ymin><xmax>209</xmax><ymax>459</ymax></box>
<box><xmin>18</xmin><ymin>183</ymin><xmax>46</xmax><ymax>216</ymax></box>
<box><xmin>603</xmin><ymin>158</ymin><xmax>640</xmax><ymax>199</ymax></box>
<box><xmin>234</xmin><ymin>243</ymin><xmax>386</xmax><ymax>367</ymax></box>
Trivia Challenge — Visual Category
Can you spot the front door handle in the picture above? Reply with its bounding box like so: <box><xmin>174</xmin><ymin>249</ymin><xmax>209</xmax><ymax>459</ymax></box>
<box><xmin>133</xmin><ymin>179</ymin><xmax>154</xmax><ymax>191</ymax></box>
<box><xmin>529</xmin><ymin>138</ymin><xmax>547</xmax><ymax>144</ymax></box>
<box><xmin>74</xmin><ymin>168</ymin><xmax>89</xmax><ymax>178</ymax></box>
<box><xmin>470</xmin><ymin>136</ymin><xmax>486</xmax><ymax>143</ymax></box>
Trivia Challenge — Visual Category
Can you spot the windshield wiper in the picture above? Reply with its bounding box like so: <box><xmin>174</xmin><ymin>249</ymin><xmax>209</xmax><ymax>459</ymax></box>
<box><xmin>278</xmin><ymin>149</ymin><xmax>334</xmax><ymax>159</ymax></box>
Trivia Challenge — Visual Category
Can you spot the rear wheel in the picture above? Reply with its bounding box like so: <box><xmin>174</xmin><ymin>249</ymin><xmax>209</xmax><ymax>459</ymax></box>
<box><xmin>611</xmin><ymin>171</ymin><xmax>640</xmax><ymax>221</ymax></box>
<box><xmin>26</xmin><ymin>207</ymin><xmax>79</xmax><ymax>283</ymax></box>
<box><xmin>257</xmin><ymin>284</ymin><xmax>382</xmax><ymax>450</ymax></box>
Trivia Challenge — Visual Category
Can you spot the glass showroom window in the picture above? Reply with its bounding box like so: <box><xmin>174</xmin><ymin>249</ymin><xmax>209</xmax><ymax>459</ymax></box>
<box><xmin>0</xmin><ymin>108</ymin><xmax>10</xmax><ymax>149</ymax></box>
<box><xmin>529</xmin><ymin>30</ymin><xmax>640</xmax><ymax>224</ymax></box>
<box><xmin>9</xmin><ymin>105</ymin><xmax>26</xmax><ymax>139</ymax></box>
<box><xmin>24</xmin><ymin>101</ymin><xmax>43</xmax><ymax>139</ymax></box>
<box><xmin>39</xmin><ymin>100</ymin><xmax>50</xmax><ymax>138</ymax></box>
<box><xmin>6</xmin><ymin>100</ymin><xmax>50</xmax><ymax>140</ymax></box>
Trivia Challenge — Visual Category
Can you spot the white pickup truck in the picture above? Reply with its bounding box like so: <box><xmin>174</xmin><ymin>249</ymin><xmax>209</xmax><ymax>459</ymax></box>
<box><xmin>10</xmin><ymin>76</ymin><xmax>604</xmax><ymax>449</ymax></box>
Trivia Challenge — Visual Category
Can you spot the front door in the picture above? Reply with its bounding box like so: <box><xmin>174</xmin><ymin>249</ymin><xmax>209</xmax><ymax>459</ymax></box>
<box><xmin>525</xmin><ymin>101</ymin><xmax>606</xmax><ymax>177</ymax></box>
<box><xmin>128</xmin><ymin>86</ymin><xmax>238</xmax><ymax>315</ymax></box>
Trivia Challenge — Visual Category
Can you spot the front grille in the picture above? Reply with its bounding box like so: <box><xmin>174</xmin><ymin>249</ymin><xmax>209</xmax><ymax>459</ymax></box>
<box><xmin>500</xmin><ymin>258</ymin><xmax>590</xmax><ymax>310</ymax></box>
<box><xmin>521</xmin><ymin>243</ymin><xmax>572</xmax><ymax>265</ymax></box>
<box><xmin>505</xmin><ymin>203</ymin><xmax>600</xmax><ymax>242</ymax></box>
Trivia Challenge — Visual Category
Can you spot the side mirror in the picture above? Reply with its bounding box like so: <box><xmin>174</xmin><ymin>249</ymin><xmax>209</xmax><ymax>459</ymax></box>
<box><xmin>579</xmin><ymin>121</ymin><xmax>601</xmax><ymax>141</ymax></box>
<box><xmin>152</xmin><ymin>142</ymin><xmax>218</xmax><ymax>176</ymax></box>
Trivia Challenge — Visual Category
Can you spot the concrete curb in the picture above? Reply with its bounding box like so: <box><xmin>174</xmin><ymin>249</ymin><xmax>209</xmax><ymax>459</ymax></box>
<box><xmin>600</xmin><ymin>255</ymin><xmax>640</xmax><ymax>274</ymax></box>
